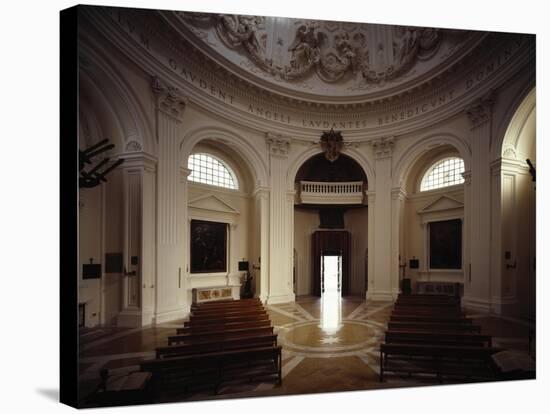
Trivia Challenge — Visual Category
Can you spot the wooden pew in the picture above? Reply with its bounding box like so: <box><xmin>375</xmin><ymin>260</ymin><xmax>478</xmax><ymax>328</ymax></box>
<box><xmin>394</xmin><ymin>300</ymin><xmax>460</xmax><ymax>307</ymax></box>
<box><xmin>141</xmin><ymin>346</ymin><xmax>282</xmax><ymax>399</ymax></box>
<box><xmin>387</xmin><ymin>321</ymin><xmax>482</xmax><ymax>333</ymax></box>
<box><xmin>392</xmin><ymin>308</ymin><xmax>464</xmax><ymax>317</ymax></box>
<box><xmin>379</xmin><ymin>342</ymin><xmax>501</xmax><ymax>382</ymax></box>
<box><xmin>168</xmin><ymin>326</ymin><xmax>274</xmax><ymax>345</ymax></box>
<box><xmin>396</xmin><ymin>295</ymin><xmax>460</xmax><ymax>303</ymax></box>
<box><xmin>390</xmin><ymin>315</ymin><xmax>473</xmax><ymax>324</ymax></box>
<box><xmin>189</xmin><ymin>310</ymin><xmax>267</xmax><ymax>321</ymax></box>
<box><xmin>157</xmin><ymin>333</ymin><xmax>278</xmax><ymax>359</ymax></box>
<box><xmin>184</xmin><ymin>315</ymin><xmax>270</xmax><ymax>327</ymax></box>
<box><xmin>191</xmin><ymin>306</ymin><xmax>265</xmax><ymax>316</ymax></box>
<box><xmin>385</xmin><ymin>330</ymin><xmax>492</xmax><ymax>347</ymax></box>
<box><xmin>177</xmin><ymin>320</ymin><xmax>271</xmax><ymax>334</ymax></box>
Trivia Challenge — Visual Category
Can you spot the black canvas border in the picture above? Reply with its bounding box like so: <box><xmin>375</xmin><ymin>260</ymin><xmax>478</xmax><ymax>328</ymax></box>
<box><xmin>60</xmin><ymin>5</ymin><xmax>79</xmax><ymax>408</ymax></box>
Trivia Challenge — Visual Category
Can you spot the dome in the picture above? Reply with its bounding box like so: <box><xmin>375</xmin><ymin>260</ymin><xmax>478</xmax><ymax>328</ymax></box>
<box><xmin>162</xmin><ymin>11</ymin><xmax>483</xmax><ymax>103</ymax></box>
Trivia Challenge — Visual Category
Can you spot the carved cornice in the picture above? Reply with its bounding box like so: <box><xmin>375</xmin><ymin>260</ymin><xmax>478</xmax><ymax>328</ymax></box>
<box><xmin>371</xmin><ymin>137</ymin><xmax>395</xmax><ymax>159</ymax></box>
<box><xmin>152</xmin><ymin>76</ymin><xmax>188</xmax><ymax>120</ymax></box>
<box><xmin>366</xmin><ymin>190</ymin><xmax>376</xmax><ymax>203</ymax></box>
<box><xmin>391</xmin><ymin>187</ymin><xmax>407</xmax><ymax>201</ymax></box>
<box><xmin>119</xmin><ymin>151</ymin><xmax>158</xmax><ymax>172</ymax></box>
<box><xmin>465</xmin><ymin>91</ymin><xmax>494</xmax><ymax>129</ymax></box>
<box><xmin>253</xmin><ymin>186</ymin><xmax>270</xmax><ymax>199</ymax></box>
<box><xmin>265</xmin><ymin>132</ymin><xmax>291</xmax><ymax>157</ymax></box>
<box><xmin>180</xmin><ymin>166</ymin><xmax>192</xmax><ymax>183</ymax></box>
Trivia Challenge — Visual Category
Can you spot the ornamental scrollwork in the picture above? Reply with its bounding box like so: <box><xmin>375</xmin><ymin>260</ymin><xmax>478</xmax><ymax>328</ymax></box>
<box><xmin>179</xmin><ymin>13</ymin><xmax>443</xmax><ymax>85</ymax></box>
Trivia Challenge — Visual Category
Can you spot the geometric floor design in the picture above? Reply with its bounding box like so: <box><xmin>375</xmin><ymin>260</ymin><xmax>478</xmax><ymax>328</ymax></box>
<box><xmin>78</xmin><ymin>296</ymin><xmax>535</xmax><ymax>403</ymax></box>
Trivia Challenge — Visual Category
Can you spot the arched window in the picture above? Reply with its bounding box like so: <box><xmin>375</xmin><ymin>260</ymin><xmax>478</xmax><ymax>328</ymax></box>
<box><xmin>187</xmin><ymin>153</ymin><xmax>238</xmax><ymax>190</ymax></box>
<box><xmin>420</xmin><ymin>157</ymin><xmax>465</xmax><ymax>191</ymax></box>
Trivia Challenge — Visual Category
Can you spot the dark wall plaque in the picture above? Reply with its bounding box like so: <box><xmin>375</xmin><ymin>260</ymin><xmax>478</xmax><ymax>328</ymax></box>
<box><xmin>105</xmin><ymin>253</ymin><xmax>123</xmax><ymax>273</ymax></box>
<box><xmin>190</xmin><ymin>220</ymin><xmax>228</xmax><ymax>273</ymax></box>
<box><xmin>82</xmin><ymin>263</ymin><xmax>101</xmax><ymax>279</ymax></box>
<box><xmin>429</xmin><ymin>219</ymin><xmax>462</xmax><ymax>269</ymax></box>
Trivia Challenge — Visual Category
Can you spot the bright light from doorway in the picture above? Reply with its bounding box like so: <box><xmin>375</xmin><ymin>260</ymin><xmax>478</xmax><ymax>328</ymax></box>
<box><xmin>320</xmin><ymin>255</ymin><xmax>342</xmax><ymax>335</ymax></box>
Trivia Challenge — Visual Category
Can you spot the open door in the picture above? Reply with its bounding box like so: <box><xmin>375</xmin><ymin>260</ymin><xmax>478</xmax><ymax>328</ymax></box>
<box><xmin>312</xmin><ymin>231</ymin><xmax>350</xmax><ymax>296</ymax></box>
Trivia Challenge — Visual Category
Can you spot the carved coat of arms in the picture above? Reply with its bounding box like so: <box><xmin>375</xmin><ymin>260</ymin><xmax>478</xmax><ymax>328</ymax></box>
<box><xmin>320</xmin><ymin>129</ymin><xmax>343</xmax><ymax>162</ymax></box>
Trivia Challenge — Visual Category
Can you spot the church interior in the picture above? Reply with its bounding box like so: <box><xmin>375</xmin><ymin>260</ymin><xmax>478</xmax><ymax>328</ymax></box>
<box><xmin>75</xmin><ymin>4</ymin><xmax>536</xmax><ymax>407</ymax></box>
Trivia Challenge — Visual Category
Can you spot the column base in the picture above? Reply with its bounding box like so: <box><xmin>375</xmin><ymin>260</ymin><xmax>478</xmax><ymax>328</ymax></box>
<box><xmin>154</xmin><ymin>306</ymin><xmax>188</xmax><ymax>324</ymax></box>
<box><xmin>116</xmin><ymin>309</ymin><xmax>142</xmax><ymax>327</ymax></box>
<box><xmin>462</xmin><ymin>295</ymin><xmax>491</xmax><ymax>313</ymax></box>
<box><xmin>266</xmin><ymin>292</ymin><xmax>296</xmax><ymax>305</ymax></box>
<box><xmin>366</xmin><ymin>289</ymin><xmax>396</xmax><ymax>302</ymax></box>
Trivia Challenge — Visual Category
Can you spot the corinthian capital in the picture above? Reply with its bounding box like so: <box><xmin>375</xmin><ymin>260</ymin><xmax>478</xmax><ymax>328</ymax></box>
<box><xmin>465</xmin><ymin>91</ymin><xmax>494</xmax><ymax>129</ymax></box>
<box><xmin>265</xmin><ymin>132</ymin><xmax>291</xmax><ymax>157</ymax></box>
<box><xmin>371</xmin><ymin>136</ymin><xmax>395</xmax><ymax>159</ymax></box>
<box><xmin>151</xmin><ymin>76</ymin><xmax>188</xmax><ymax>119</ymax></box>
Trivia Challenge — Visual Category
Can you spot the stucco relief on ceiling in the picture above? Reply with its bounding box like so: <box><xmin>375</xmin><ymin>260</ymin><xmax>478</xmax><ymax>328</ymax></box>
<box><xmin>174</xmin><ymin>12</ymin><xmax>473</xmax><ymax>97</ymax></box>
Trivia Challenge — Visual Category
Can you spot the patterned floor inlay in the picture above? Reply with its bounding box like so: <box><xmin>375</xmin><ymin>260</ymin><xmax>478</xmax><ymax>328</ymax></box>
<box><xmin>78</xmin><ymin>296</ymin><xmax>535</xmax><ymax>403</ymax></box>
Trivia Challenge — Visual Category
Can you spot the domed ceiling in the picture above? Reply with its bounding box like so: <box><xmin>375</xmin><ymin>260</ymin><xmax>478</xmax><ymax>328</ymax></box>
<box><xmin>159</xmin><ymin>11</ymin><xmax>486</xmax><ymax>103</ymax></box>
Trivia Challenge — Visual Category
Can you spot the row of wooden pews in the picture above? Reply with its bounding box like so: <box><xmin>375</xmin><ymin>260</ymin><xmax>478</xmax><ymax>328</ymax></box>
<box><xmin>140</xmin><ymin>298</ymin><xmax>282</xmax><ymax>400</ymax></box>
<box><xmin>379</xmin><ymin>294</ymin><xmax>502</xmax><ymax>383</ymax></box>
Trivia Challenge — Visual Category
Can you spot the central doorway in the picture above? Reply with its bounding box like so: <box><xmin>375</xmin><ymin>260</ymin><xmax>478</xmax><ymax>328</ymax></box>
<box><xmin>321</xmin><ymin>253</ymin><xmax>342</xmax><ymax>295</ymax></box>
<box><xmin>312</xmin><ymin>230</ymin><xmax>350</xmax><ymax>296</ymax></box>
<box><xmin>320</xmin><ymin>252</ymin><xmax>342</xmax><ymax>334</ymax></box>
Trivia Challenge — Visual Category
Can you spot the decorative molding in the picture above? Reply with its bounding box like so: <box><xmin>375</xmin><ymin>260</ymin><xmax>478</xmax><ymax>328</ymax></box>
<box><xmin>319</xmin><ymin>128</ymin><xmax>343</xmax><ymax>162</ymax></box>
<box><xmin>417</xmin><ymin>194</ymin><xmax>464</xmax><ymax>215</ymax></box>
<box><xmin>265</xmin><ymin>132</ymin><xmax>291</xmax><ymax>157</ymax></box>
<box><xmin>502</xmin><ymin>146</ymin><xmax>517</xmax><ymax>160</ymax></box>
<box><xmin>252</xmin><ymin>185</ymin><xmax>270</xmax><ymax>199</ymax></box>
<box><xmin>366</xmin><ymin>190</ymin><xmax>376</xmax><ymax>204</ymax></box>
<box><xmin>417</xmin><ymin>195</ymin><xmax>464</xmax><ymax>225</ymax></box>
<box><xmin>188</xmin><ymin>193</ymin><xmax>240</xmax><ymax>215</ymax></box>
<box><xmin>181</xmin><ymin>14</ymin><xmax>443</xmax><ymax>85</ymax></box>
<box><xmin>118</xmin><ymin>151</ymin><xmax>158</xmax><ymax>172</ymax></box>
<box><xmin>391</xmin><ymin>187</ymin><xmax>407</xmax><ymax>201</ymax></box>
<box><xmin>371</xmin><ymin>136</ymin><xmax>395</xmax><ymax>159</ymax></box>
<box><xmin>125</xmin><ymin>140</ymin><xmax>142</xmax><ymax>152</ymax></box>
<box><xmin>465</xmin><ymin>91</ymin><xmax>494</xmax><ymax>128</ymax></box>
<box><xmin>461</xmin><ymin>170</ymin><xmax>472</xmax><ymax>185</ymax></box>
<box><xmin>179</xmin><ymin>166</ymin><xmax>192</xmax><ymax>183</ymax></box>
<box><xmin>152</xmin><ymin>76</ymin><xmax>188</xmax><ymax>119</ymax></box>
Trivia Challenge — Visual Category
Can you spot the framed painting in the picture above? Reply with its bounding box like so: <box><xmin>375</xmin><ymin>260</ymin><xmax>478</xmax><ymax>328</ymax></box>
<box><xmin>190</xmin><ymin>219</ymin><xmax>228</xmax><ymax>273</ymax></box>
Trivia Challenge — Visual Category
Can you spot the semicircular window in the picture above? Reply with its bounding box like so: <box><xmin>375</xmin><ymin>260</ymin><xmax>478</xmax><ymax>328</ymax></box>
<box><xmin>188</xmin><ymin>153</ymin><xmax>238</xmax><ymax>190</ymax></box>
<box><xmin>420</xmin><ymin>157</ymin><xmax>465</xmax><ymax>192</ymax></box>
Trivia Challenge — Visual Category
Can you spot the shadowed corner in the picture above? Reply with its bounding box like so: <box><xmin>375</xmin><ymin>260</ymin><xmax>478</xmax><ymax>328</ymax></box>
<box><xmin>36</xmin><ymin>388</ymin><xmax>59</xmax><ymax>402</ymax></box>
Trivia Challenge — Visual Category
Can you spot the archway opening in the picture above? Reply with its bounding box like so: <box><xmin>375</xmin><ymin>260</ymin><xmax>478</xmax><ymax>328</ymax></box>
<box><xmin>293</xmin><ymin>152</ymin><xmax>369</xmax><ymax>298</ymax></box>
<box><xmin>497</xmin><ymin>88</ymin><xmax>536</xmax><ymax>319</ymax></box>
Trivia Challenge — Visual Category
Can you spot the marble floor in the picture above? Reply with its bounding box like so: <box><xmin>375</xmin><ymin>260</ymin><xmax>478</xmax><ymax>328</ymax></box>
<box><xmin>78</xmin><ymin>296</ymin><xmax>535</xmax><ymax>404</ymax></box>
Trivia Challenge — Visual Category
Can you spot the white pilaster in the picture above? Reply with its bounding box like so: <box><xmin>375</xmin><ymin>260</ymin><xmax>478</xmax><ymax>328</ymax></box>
<box><xmin>391</xmin><ymin>187</ymin><xmax>407</xmax><ymax>296</ymax></box>
<box><xmin>366</xmin><ymin>137</ymin><xmax>396</xmax><ymax>301</ymax></box>
<box><xmin>254</xmin><ymin>187</ymin><xmax>270</xmax><ymax>303</ymax></box>
<box><xmin>266</xmin><ymin>133</ymin><xmax>295</xmax><ymax>304</ymax></box>
<box><xmin>117</xmin><ymin>152</ymin><xmax>157</xmax><ymax>327</ymax></box>
<box><xmin>152</xmin><ymin>76</ymin><xmax>188</xmax><ymax>323</ymax></box>
<box><xmin>463</xmin><ymin>94</ymin><xmax>493</xmax><ymax>312</ymax></box>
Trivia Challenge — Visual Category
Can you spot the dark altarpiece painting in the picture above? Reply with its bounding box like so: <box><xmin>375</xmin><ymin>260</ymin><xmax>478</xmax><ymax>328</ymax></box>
<box><xmin>429</xmin><ymin>219</ymin><xmax>462</xmax><ymax>269</ymax></box>
<box><xmin>190</xmin><ymin>220</ymin><xmax>228</xmax><ymax>273</ymax></box>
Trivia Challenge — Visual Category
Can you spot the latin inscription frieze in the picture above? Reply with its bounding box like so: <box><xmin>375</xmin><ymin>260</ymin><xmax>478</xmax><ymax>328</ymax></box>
<box><xmin>104</xmin><ymin>8</ymin><xmax>531</xmax><ymax>131</ymax></box>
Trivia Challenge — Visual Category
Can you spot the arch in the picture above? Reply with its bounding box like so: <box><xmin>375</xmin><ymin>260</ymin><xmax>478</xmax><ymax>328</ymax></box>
<box><xmin>393</xmin><ymin>132</ymin><xmax>471</xmax><ymax>189</ymax></box>
<box><xmin>287</xmin><ymin>146</ymin><xmax>375</xmax><ymax>191</ymax></box>
<box><xmin>497</xmin><ymin>87</ymin><xmax>536</xmax><ymax>161</ymax></box>
<box><xmin>180</xmin><ymin>125</ymin><xmax>269</xmax><ymax>189</ymax></box>
<box><xmin>79</xmin><ymin>41</ymin><xmax>156</xmax><ymax>155</ymax></box>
